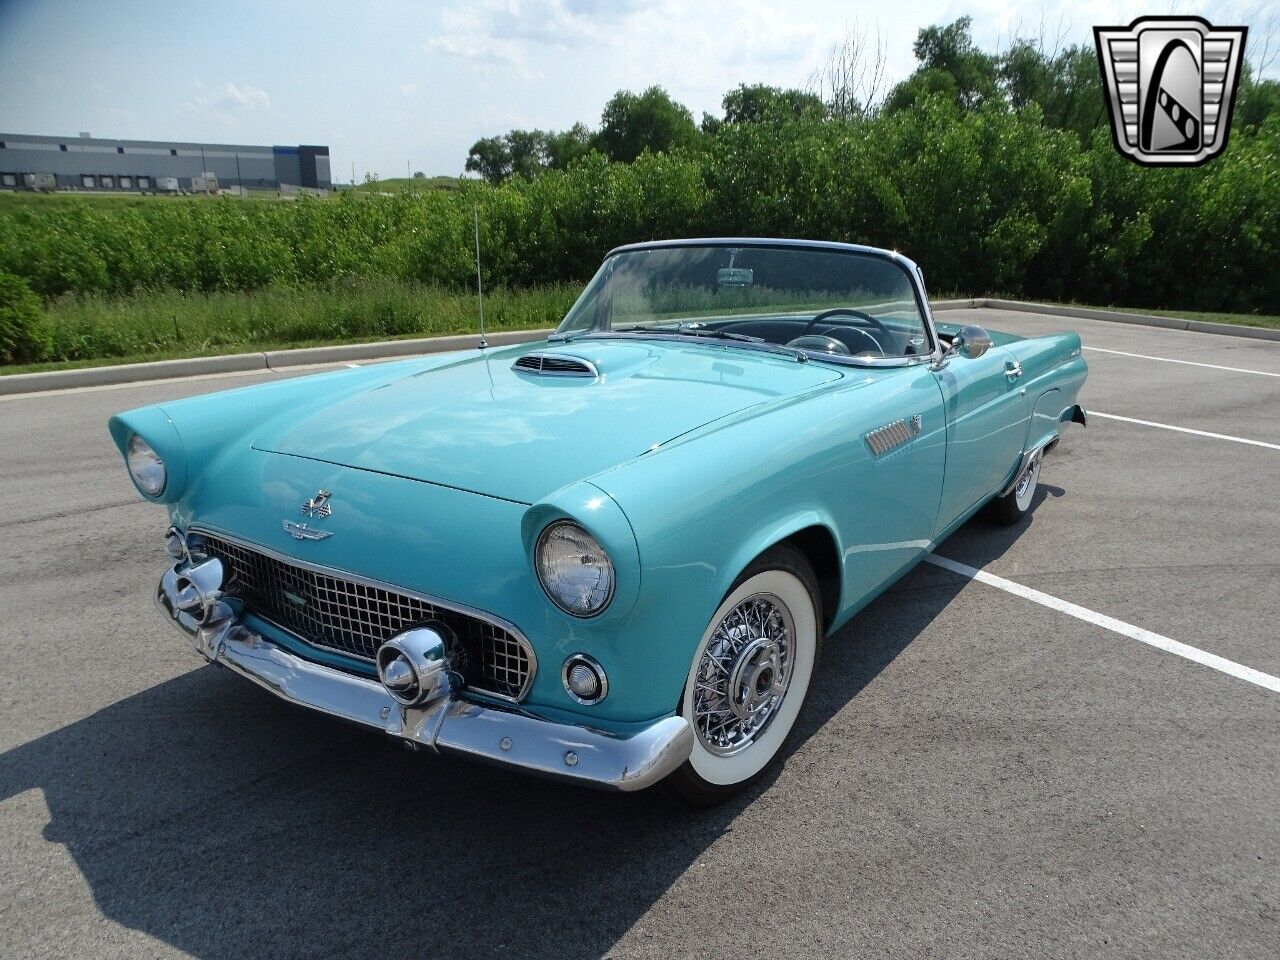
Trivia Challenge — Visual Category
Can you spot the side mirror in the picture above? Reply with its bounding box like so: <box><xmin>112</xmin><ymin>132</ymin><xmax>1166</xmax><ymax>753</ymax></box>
<box><xmin>933</xmin><ymin>324</ymin><xmax>992</xmax><ymax>369</ymax></box>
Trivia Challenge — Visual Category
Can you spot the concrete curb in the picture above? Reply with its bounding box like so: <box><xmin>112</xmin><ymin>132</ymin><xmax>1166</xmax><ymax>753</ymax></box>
<box><xmin>978</xmin><ymin>298</ymin><xmax>1280</xmax><ymax>342</ymax></box>
<box><xmin>3</xmin><ymin>296</ymin><xmax>1277</xmax><ymax>395</ymax></box>
<box><xmin>0</xmin><ymin>328</ymin><xmax>553</xmax><ymax>396</ymax></box>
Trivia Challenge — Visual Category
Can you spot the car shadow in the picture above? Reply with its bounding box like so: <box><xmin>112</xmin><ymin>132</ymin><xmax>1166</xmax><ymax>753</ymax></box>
<box><xmin>0</xmin><ymin>505</ymin><xmax>1047</xmax><ymax>960</ymax></box>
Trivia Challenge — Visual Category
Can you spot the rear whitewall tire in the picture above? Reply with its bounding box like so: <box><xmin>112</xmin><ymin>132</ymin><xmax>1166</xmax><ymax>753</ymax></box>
<box><xmin>668</xmin><ymin>547</ymin><xmax>821</xmax><ymax>804</ymax></box>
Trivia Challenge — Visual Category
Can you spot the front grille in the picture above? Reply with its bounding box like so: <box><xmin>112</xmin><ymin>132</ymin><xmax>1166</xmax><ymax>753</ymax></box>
<box><xmin>199</xmin><ymin>533</ymin><xmax>534</xmax><ymax>701</ymax></box>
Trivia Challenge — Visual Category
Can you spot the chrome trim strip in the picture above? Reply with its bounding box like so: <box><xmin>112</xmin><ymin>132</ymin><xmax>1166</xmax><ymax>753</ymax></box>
<box><xmin>188</xmin><ymin>524</ymin><xmax>537</xmax><ymax>703</ymax></box>
<box><xmin>562</xmin><ymin>652</ymin><xmax>609</xmax><ymax>705</ymax></box>
<box><xmin>156</xmin><ymin>567</ymin><xmax>691</xmax><ymax>792</ymax></box>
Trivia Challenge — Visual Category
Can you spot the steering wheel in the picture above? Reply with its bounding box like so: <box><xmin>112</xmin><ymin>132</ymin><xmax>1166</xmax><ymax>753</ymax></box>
<box><xmin>800</xmin><ymin>307</ymin><xmax>894</xmax><ymax>342</ymax></box>
<box><xmin>785</xmin><ymin>334</ymin><xmax>851</xmax><ymax>356</ymax></box>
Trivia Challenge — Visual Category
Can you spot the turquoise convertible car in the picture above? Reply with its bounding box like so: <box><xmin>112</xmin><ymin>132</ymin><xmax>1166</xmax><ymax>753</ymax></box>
<box><xmin>111</xmin><ymin>239</ymin><xmax>1087</xmax><ymax>804</ymax></box>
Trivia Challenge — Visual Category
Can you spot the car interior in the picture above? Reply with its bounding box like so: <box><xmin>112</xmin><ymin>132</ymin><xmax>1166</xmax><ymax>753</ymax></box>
<box><xmin>700</xmin><ymin>308</ymin><xmax>932</xmax><ymax>359</ymax></box>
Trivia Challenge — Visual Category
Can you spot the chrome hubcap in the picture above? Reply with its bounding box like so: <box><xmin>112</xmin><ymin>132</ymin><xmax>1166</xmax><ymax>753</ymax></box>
<box><xmin>693</xmin><ymin>594</ymin><xmax>794</xmax><ymax>756</ymax></box>
<box><xmin>1015</xmin><ymin>453</ymin><xmax>1041</xmax><ymax>510</ymax></box>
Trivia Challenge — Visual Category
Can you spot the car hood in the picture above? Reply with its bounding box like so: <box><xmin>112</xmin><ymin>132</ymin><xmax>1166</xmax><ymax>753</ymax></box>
<box><xmin>252</xmin><ymin>339</ymin><xmax>843</xmax><ymax>503</ymax></box>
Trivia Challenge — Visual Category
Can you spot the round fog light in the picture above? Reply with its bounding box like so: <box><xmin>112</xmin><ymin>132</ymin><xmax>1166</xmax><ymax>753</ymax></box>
<box><xmin>562</xmin><ymin>653</ymin><xmax>608</xmax><ymax>705</ymax></box>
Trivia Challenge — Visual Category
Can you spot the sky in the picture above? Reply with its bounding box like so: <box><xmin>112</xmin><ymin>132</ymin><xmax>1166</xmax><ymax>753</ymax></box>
<box><xmin>0</xmin><ymin>0</ymin><xmax>1274</xmax><ymax>180</ymax></box>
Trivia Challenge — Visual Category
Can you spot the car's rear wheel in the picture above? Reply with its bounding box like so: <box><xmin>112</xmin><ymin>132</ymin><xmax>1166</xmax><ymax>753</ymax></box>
<box><xmin>666</xmin><ymin>545</ymin><xmax>821</xmax><ymax>806</ymax></box>
<box><xmin>986</xmin><ymin>448</ymin><xmax>1042</xmax><ymax>525</ymax></box>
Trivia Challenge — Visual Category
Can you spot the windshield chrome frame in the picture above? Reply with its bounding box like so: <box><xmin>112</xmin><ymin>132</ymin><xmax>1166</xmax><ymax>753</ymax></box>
<box><xmin>550</xmin><ymin>238</ymin><xmax>945</xmax><ymax>369</ymax></box>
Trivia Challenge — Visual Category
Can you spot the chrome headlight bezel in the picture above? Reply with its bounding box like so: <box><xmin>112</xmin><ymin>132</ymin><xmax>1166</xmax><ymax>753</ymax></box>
<box><xmin>535</xmin><ymin>520</ymin><xmax>616</xmax><ymax>618</ymax></box>
<box><xmin>126</xmin><ymin>434</ymin><xmax>167</xmax><ymax>497</ymax></box>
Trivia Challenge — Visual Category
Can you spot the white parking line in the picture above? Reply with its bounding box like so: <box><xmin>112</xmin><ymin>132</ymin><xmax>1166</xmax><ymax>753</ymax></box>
<box><xmin>1092</xmin><ymin>412</ymin><xmax>1280</xmax><ymax>450</ymax></box>
<box><xmin>1083</xmin><ymin>346</ymin><xmax>1280</xmax><ymax>378</ymax></box>
<box><xmin>925</xmin><ymin>554</ymin><xmax>1280</xmax><ymax>695</ymax></box>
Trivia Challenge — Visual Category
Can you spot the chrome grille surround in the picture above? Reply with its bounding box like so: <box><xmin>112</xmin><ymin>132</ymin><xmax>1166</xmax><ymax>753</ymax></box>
<box><xmin>192</xmin><ymin>529</ymin><xmax>536</xmax><ymax>702</ymax></box>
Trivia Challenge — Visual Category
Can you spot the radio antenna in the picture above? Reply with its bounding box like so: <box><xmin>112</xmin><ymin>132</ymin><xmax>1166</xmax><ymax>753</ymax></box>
<box><xmin>473</xmin><ymin>206</ymin><xmax>488</xmax><ymax>350</ymax></box>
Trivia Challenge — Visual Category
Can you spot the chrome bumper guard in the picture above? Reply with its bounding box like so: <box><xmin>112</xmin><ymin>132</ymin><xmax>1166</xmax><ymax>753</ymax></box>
<box><xmin>157</xmin><ymin>563</ymin><xmax>692</xmax><ymax>792</ymax></box>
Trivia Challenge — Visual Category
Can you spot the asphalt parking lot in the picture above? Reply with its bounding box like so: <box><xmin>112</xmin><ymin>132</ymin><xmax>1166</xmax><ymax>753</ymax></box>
<box><xmin>1</xmin><ymin>307</ymin><xmax>1277</xmax><ymax>959</ymax></box>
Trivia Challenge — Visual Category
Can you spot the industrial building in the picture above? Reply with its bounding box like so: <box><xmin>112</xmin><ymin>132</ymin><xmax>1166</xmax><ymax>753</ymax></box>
<box><xmin>0</xmin><ymin>133</ymin><xmax>331</xmax><ymax>193</ymax></box>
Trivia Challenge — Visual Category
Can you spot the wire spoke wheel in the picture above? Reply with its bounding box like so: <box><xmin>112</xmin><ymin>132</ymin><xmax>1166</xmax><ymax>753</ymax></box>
<box><xmin>693</xmin><ymin>593</ymin><xmax>795</xmax><ymax>756</ymax></box>
<box><xmin>673</xmin><ymin>550</ymin><xmax>821</xmax><ymax>802</ymax></box>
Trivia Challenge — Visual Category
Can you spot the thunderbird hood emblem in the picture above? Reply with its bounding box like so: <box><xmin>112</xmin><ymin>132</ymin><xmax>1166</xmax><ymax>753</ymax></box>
<box><xmin>284</xmin><ymin>490</ymin><xmax>334</xmax><ymax>540</ymax></box>
<box><xmin>301</xmin><ymin>489</ymin><xmax>333</xmax><ymax>518</ymax></box>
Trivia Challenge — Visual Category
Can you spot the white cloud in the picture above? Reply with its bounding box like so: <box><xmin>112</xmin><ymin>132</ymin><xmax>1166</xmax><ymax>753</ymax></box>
<box><xmin>221</xmin><ymin>82</ymin><xmax>272</xmax><ymax>110</ymax></box>
<box><xmin>424</xmin><ymin>6</ymin><xmax>532</xmax><ymax>70</ymax></box>
<box><xmin>183</xmin><ymin>81</ymin><xmax>274</xmax><ymax>126</ymax></box>
<box><xmin>423</xmin><ymin>0</ymin><xmax>825</xmax><ymax>96</ymax></box>
<box><xmin>400</xmin><ymin>82</ymin><xmax>420</xmax><ymax>95</ymax></box>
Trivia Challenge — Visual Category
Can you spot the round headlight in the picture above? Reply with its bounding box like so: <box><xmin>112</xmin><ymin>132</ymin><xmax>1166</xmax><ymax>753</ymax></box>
<box><xmin>126</xmin><ymin>434</ymin><xmax>167</xmax><ymax>496</ymax></box>
<box><xmin>536</xmin><ymin>521</ymin><xmax>615</xmax><ymax>617</ymax></box>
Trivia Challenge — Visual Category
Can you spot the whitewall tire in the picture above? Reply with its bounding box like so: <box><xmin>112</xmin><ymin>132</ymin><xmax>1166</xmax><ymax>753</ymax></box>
<box><xmin>986</xmin><ymin>449</ymin><xmax>1043</xmax><ymax>525</ymax></box>
<box><xmin>667</xmin><ymin>545</ymin><xmax>821</xmax><ymax>805</ymax></box>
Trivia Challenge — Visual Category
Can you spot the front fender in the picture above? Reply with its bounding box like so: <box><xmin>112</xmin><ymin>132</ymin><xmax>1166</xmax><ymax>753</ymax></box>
<box><xmin>716</xmin><ymin>509</ymin><xmax>842</xmax><ymax>622</ymax></box>
<box><xmin>520</xmin><ymin>481</ymin><xmax>642</xmax><ymax>624</ymax></box>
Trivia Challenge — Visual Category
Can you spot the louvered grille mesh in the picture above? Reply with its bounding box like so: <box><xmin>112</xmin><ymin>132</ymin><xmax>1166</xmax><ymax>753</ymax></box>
<box><xmin>512</xmin><ymin>354</ymin><xmax>596</xmax><ymax>376</ymax></box>
<box><xmin>200</xmin><ymin>534</ymin><xmax>533</xmax><ymax>700</ymax></box>
<box><xmin>865</xmin><ymin>417</ymin><xmax>921</xmax><ymax>456</ymax></box>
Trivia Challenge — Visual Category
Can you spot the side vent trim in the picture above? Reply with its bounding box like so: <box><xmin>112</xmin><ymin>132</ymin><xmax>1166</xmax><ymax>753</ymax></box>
<box><xmin>512</xmin><ymin>353</ymin><xmax>599</xmax><ymax>378</ymax></box>
<box><xmin>865</xmin><ymin>415</ymin><xmax>922</xmax><ymax>456</ymax></box>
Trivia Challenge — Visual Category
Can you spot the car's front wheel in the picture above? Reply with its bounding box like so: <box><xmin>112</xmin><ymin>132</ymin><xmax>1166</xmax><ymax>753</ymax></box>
<box><xmin>667</xmin><ymin>545</ymin><xmax>821</xmax><ymax>806</ymax></box>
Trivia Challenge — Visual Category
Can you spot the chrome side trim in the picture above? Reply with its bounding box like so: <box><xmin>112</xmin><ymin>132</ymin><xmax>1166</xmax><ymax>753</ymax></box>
<box><xmin>157</xmin><ymin>565</ymin><xmax>692</xmax><ymax>792</ymax></box>
<box><xmin>188</xmin><ymin>525</ymin><xmax>537</xmax><ymax>704</ymax></box>
<box><xmin>865</xmin><ymin>415</ymin><xmax>923</xmax><ymax>456</ymax></box>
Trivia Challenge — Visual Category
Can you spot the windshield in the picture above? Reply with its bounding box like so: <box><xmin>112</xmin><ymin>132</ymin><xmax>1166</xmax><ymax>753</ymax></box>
<box><xmin>555</xmin><ymin>244</ymin><xmax>933</xmax><ymax>361</ymax></box>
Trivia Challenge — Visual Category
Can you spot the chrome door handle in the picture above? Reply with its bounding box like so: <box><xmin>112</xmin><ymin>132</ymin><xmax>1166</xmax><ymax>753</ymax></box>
<box><xmin>1005</xmin><ymin>360</ymin><xmax>1022</xmax><ymax>380</ymax></box>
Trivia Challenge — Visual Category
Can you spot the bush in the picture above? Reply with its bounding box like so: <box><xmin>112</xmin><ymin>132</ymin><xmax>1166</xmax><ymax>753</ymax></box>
<box><xmin>0</xmin><ymin>108</ymin><xmax>1275</xmax><ymax>316</ymax></box>
<box><xmin>0</xmin><ymin>271</ymin><xmax>51</xmax><ymax>363</ymax></box>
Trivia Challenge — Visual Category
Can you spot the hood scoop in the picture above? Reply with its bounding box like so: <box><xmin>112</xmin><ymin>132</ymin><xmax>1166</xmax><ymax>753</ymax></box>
<box><xmin>512</xmin><ymin>352</ymin><xmax>598</xmax><ymax>378</ymax></box>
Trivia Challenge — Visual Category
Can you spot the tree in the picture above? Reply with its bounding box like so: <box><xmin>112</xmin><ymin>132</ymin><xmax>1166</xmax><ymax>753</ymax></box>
<box><xmin>1236</xmin><ymin>67</ymin><xmax>1280</xmax><ymax>132</ymax></box>
<box><xmin>546</xmin><ymin>123</ymin><xmax>595</xmax><ymax>169</ymax></box>
<box><xmin>884</xmin><ymin>17</ymin><xmax>1001</xmax><ymax>113</ymax></box>
<box><xmin>807</xmin><ymin>24</ymin><xmax>889</xmax><ymax>119</ymax></box>
<box><xmin>465</xmin><ymin>136</ymin><xmax>513</xmax><ymax>184</ymax></box>
<box><xmin>999</xmin><ymin>42</ymin><xmax>1105</xmax><ymax>141</ymax></box>
<box><xmin>465</xmin><ymin>130</ymin><xmax>556</xmax><ymax>183</ymax></box>
<box><xmin>596</xmin><ymin>86</ymin><xmax>699</xmax><ymax>163</ymax></box>
<box><xmin>719</xmin><ymin>83</ymin><xmax>826</xmax><ymax>124</ymax></box>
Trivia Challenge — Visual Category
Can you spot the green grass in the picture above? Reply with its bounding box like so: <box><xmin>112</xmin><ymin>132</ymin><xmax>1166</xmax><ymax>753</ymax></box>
<box><xmin>346</xmin><ymin>176</ymin><xmax>464</xmax><ymax>193</ymax></box>
<box><xmin>3</xmin><ymin>279</ymin><xmax>575</xmax><ymax>375</ymax></box>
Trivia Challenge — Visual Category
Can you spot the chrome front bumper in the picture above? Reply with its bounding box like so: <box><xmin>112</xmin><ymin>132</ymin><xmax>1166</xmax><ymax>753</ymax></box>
<box><xmin>156</xmin><ymin>565</ymin><xmax>692</xmax><ymax>792</ymax></box>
